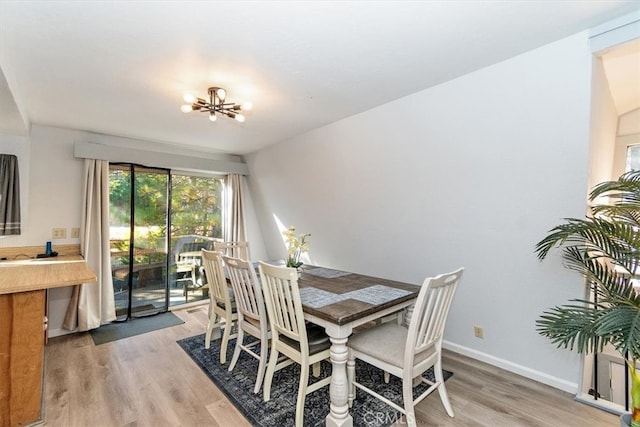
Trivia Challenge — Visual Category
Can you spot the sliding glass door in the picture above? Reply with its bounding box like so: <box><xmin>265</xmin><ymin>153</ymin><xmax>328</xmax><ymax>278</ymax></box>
<box><xmin>169</xmin><ymin>173</ymin><xmax>223</xmax><ymax>306</ymax></box>
<box><xmin>109</xmin><ymin>165</ymin><xmax>224</xmax><ymax>319</ymax></box>
<box><xmin>110</xmin><ymin>164</ymin><xmax>169</xmax><ymax>320</ymax></box>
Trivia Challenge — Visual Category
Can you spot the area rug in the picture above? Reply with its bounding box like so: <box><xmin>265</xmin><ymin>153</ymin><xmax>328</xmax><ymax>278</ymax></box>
<box><xmin>91</xmin><ymin>311</ymin><xmax>184</xmax><ymax>345</ymax></box>
<box><xmin>177</xmin><ymin>333</ymin><xmax>453</xmax><ymax>427</ymax></box>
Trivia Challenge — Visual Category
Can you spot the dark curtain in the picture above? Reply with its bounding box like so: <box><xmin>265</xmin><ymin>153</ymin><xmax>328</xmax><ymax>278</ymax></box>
<box><xmin>0</xmin><ymin>154</ymin><xmax>21</xmax><ymax>235</ymax></box>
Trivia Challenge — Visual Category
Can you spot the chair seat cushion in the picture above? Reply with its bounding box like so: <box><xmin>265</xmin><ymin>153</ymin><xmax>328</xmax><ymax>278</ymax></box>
<box><xmin>306</xmin><ymin>324</ymin><xmax>330</xmax><ymax>346</ymax></box>
<box><xmin>279</xmin><ymin>324</ymin><xmax>331</xmax><ymax>354</ymax></box>
<box><xmin>216</xmin><ymin>300</ymin><xmax>237</xmax><ymax>311</ymax></box>
<box><xmin>348</xmin><ymin>323</ymin><xmax>414</xmax><ymax>368</ymax></box>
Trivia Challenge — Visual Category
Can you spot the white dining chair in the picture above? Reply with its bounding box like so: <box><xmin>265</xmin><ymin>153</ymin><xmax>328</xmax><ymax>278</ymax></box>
<box><xmin>214</xmin><ymin>240</ymin><xmax>251</xmax><ymax>261</ymax></box>
<box><xmin>258</xmin><ymin>261</ymin><xmax>331</xmax><ymax>427</ymax></box>
<box><xmin>347</xmin><ymin>267</ymin><xmax>464</xmax><ymax>427</ymax></box>
<box><xmin>201</xmin><ymin>249</ymin><xmax>238</xmax><ymax>364</ymax></box>
<box><xmin>223</xmin><ymin>255</ymin><xmax>270</xmax><ymax>393</ymax></box>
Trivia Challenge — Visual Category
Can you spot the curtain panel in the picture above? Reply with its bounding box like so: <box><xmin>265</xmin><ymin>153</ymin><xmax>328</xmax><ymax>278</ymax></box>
<box><xmin>0</xmin><ymin>154</ymin><xmax>21</xmax><ymax>235</ymax></box>
<box><xmin>223</xmin><ymin>174</ymin><xmax>247</xmax><ymax>243</ymax></box>
<box><xmin>64</xmin><ymin>159</ymin><xmax>116</xmax><ymax>331</ymax></box>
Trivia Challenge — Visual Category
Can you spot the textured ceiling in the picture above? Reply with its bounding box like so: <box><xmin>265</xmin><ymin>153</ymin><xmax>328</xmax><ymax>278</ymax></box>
<box><xmin>0</xmin><ymin>1</ymin><xmax>638</xmax><ymax>155</ymax></box>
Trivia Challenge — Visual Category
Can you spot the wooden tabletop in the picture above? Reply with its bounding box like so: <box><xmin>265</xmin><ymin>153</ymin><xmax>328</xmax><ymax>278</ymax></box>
<box><xmin>298</xmin><ymin>265</ymin><xmax>420</xmax><ymax>325</ymax></box>
<box><xmin>0</xmin><ymin>255</ymin><xmax>97</xmax><ymax>294</ymax></box>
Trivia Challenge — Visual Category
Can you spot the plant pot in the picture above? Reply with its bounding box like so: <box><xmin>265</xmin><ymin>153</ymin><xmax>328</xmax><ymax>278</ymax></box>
<box><xmin>621</xmin><ymin>413</ymin><xmax>631</xmax><ymax>427</ymax></box>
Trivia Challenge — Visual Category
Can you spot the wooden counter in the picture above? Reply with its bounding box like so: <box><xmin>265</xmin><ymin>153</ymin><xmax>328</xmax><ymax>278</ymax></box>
<box><xmin>0</xmin><ymin>255</ymin><xmax>97</xmax><ymax>294</ymax></box>
<box><xmin>0</xmin><ymin>255</ymin><xmax>96</xmax><ymax>427</ymax></box>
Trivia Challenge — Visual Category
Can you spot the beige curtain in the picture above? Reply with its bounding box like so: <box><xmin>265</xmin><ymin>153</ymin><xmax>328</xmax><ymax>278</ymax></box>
<box><xmin>64</xmin><ymin>159</ymin><xmax>116</xmax><ymax>331</ymax></box>
<box><xmin>223</xmin><ymin>174</ymin><xmax>247</xmax><ymax>243</ymax></box>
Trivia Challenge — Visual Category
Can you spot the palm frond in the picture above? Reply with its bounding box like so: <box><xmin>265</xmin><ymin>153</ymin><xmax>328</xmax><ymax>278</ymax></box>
<box><xmin>536</xmin><ymin>304</ymin><xmax>604</xmax><ymax>354</ymax></box>
<box><xmin>536</xmin><ymin>170</ymin><xmax>640</xmax><ymax>364</ymax></box>
<box><xmin>562</xmin><ymin>248</ymin><xmax>638</xmax><ymax>301</ymax></box>
<box><xmin>590</xmin><ymin>170</ymin><xmax>640</xmax><ymax>200</ymax></box>
<box><xmin>535</xmin><ymin>217</ymin><xmax>640</xmax><ymax>265</ymax></box>
<box><xmin>595</xmin><ymin>304</ymin><xmax>640</xmax><ymax>360</ymax></box>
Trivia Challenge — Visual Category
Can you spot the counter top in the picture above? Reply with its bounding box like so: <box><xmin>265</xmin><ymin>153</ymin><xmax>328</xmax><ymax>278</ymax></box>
<box><xmin>0</xmin><ymin>255</ymin><xmax>97</xmax><ymax>294</ymax></box>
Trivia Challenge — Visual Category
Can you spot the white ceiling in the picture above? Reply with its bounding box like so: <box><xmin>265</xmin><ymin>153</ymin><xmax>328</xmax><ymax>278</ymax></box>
<box><xmin>0</xmin><ymin>1</ymin><xmax>638</xmax><ymax>155</ymax></box>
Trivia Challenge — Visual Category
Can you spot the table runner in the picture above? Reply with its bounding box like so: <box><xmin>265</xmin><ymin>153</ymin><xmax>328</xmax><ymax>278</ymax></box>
<box><xmin>300</xmin><ymin>284</ymin><xmax>412</xmax><ymax>308</ymax></box>
<box><xmin>304</xmin><ymin>267</ymin><xmax>351</xmax><ymax>278</ymax></box>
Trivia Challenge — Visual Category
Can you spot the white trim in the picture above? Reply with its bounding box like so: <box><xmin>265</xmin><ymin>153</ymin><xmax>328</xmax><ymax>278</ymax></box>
<box><xmin>75</xmin><ymin>140</ymin><xmax>249</xmax><ymax>175</ymax></box>
<box><xmin>575</xmin><ymin>392</ymin><xmax>625</xmax><ymax>416</ymax></box>
<box><xmin>589</xmin><ymin>10</ymin><xmax>640</xmax><ymax>54</ymax></box>
<box><xmin>443</xmin><ymin>340</ymin><xmax>578</xmax><ymax>394</ymax></box>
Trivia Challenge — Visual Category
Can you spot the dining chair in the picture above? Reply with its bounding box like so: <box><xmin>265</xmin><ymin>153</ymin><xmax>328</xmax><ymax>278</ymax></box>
<box><xmin>201</xmin><ymin>249</ymin><xmax>238</xmax><ymax>364</ymax></box>
<box><xmin>258</xmin><ymin>261</ymin><xmax>332</xmax><ymax>427</ymax></box>
<box><xmin>347</xmin><ymin>267</ymin><xmax>464</xmax><ymax>427</ymax></box>
<box><xmin>214</xmin><ymin>240</ymin><xmax>251</xmax><ymax>261</ymax></box>
<box><xmin>223</xmin><ymin>255</ymin><xmax>270</xmax><ymax>393</ymax></box>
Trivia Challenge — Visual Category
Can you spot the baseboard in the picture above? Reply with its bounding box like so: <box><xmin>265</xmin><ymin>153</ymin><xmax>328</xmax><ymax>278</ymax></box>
<box><xmin>576</xmin><ymin>392</ymin><xmax>625</xmax><ymax>415</ymax></box>
<box><xmin>443</xmin><ymin>340</ymin><xmax>578</xmax><ymax>394</ymax></box>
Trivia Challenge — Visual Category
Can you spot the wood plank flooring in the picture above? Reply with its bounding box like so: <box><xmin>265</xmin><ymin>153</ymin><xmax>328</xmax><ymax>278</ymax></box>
<box><xmin>42</xmin><ymin>305</ymin><xmax>619</xmax><ymax>426</ymax></box>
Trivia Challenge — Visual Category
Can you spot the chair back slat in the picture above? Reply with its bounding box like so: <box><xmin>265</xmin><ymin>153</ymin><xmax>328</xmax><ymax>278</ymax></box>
<box><xmin>214</xmin><ymin>241</ymin><xmax>251</xmax><ymax>261</ymax></box>
<box><xmin>223</xmin><ymin>255</ymin><xmax>264</xmax><ymax>324</ymax></box>
<box><xmin>259</xmin><ymin>262</ymin><xmax>305</xmax><ymax>344</ymax></box>
<box><xmin>406</xmin><ymin>268</ymin><xmax>463</xmax><ymax>363</ymax></box>
<box><xmin>201</xmin><ymin>249</ymin><xmax>231</xmax><ymax>307</ymax></box>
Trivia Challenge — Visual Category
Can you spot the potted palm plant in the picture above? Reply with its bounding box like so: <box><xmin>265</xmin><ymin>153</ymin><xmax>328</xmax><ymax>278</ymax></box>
<box><xmin>535</xmin><ymin>170</ymin><xmax>640</xmax><ymax>427</ymax></box>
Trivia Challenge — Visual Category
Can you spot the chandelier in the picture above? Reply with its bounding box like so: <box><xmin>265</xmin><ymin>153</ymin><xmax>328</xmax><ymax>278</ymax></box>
<box><xmin>181</xmin><ymin>87</ymin><xmax>252</xmax><ymax>122</ymax></box>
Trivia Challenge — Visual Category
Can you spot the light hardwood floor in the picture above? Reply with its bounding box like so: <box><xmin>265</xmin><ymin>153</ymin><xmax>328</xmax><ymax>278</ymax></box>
<box><xmin>42</xmin><ymin>306</ymin><xmax>619</xmax><ymax>427</ymax></box>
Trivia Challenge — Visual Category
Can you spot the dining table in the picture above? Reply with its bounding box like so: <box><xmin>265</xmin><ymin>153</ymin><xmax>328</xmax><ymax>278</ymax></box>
<box><xmin>295</xmin><ymin>264</ymin><xmax>421</xmax><ymax>427</ymax></box>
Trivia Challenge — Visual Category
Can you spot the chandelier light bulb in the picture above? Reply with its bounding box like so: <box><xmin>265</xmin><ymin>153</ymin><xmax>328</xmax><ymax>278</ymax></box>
<box><xmin>241</xmin><ymin>102</ymin><xmax>253</xmax><ymax>111</ymax></box>
<box><xmin>235</xmin><ymin>114</ymin><xmax>245</xmax><ymax>123</ymax></box>
<box><xmin>183</xmin><ymin>94</ymin><xmax>195</xmax><ymax>103</ymax></box>
<box><xmin>216</xmin><ymin>88</ymin><xmax>226</xmax><ymax>101</ymax></box>
<box><xmin>209</xmin><ymin>112</ymin><xmax>217</xmax><ymax>122</ymax></box>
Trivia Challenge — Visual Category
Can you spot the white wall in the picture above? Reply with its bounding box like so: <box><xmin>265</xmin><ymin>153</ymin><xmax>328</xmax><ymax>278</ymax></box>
<box><xmin>0</xmin><ymin>125</ymin><xmax>84</xmax><ymax>249</ymax></box>
<box><xmin>619</xmin><ymin>108</ymin><xmax>640</xmax><ymax>135</ymax></box>
<box><xmin>0</xmin><ymin>124</ymin><xmax>266</xmax><ymax>337</ymax></box>
<box><xmin>246</xmin><ymin>32</ymin><xmax>594</xmax><ymax>392</ymax></box>
<box><xmin>0</xmin><ymin>125</ymin><xmax>85</xmax><ymax>337</ymax></box>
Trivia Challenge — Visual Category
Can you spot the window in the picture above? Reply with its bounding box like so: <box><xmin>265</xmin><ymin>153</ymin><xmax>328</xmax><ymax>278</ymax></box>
<box><xmin>626</xmin><ymin>145</ymin><xmax>640</xmax><ymax>172</ymax></box>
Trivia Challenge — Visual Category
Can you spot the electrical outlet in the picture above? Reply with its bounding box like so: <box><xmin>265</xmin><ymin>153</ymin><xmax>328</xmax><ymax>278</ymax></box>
<box><xmin>52</xmin><ymin>228</ymin><xmax>67</xmax><ymax>239</ymax></box>
<box><xmin>474</xmin><ymin>326</ymin><xmax>484</xmax><ymax>339</ymax></box>
<box><xmin>70</xmin><ymin>227</ymin><xmax>80</xmax><ymax>238</ymax></box>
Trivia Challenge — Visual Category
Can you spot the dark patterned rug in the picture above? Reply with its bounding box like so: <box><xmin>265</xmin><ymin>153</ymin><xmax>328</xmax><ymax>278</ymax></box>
<box><xmin>177</xmin><ymin>333</ymin><xmax>453</xmax><ymax>427</ymax></box>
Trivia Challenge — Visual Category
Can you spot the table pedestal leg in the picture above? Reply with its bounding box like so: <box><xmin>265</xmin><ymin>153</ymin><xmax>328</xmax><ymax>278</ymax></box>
<box><xmin>325</xmin><ymin>336</ymin><xmax>353</xmax><ymax>427</ymax></box>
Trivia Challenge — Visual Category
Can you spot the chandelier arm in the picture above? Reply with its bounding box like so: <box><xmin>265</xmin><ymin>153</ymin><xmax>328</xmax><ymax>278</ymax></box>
<box><xmin>213</xmin><ymin>106</ymin><xmax>241</xmax><ymax>113</ymax></box>
<box><xmin>197</xmin><ymin>103</ymin><xmax>239</xmax><ymax>110</ymax></box>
